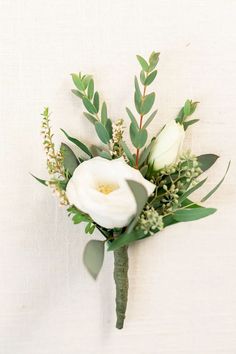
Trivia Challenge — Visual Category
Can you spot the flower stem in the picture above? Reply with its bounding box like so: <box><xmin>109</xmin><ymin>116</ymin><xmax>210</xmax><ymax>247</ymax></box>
<box><xmin>113</xmin><ymin>245</ymin><xmax>129</xmax><ymax>329</ymax></box>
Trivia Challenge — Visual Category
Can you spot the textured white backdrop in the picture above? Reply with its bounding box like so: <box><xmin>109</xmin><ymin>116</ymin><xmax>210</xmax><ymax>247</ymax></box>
<box><xmin>0</xmin><ymin>0</ymin><xmax>236</xmax><ymax>353</ymax></box>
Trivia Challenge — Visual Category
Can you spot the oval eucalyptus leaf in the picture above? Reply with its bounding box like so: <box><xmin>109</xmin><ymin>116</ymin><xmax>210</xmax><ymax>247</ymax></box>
<box><xmin>136</xmin><ymin>55</ymin><xmax>149</xmax><ymax>72</ymax></box>
<box><xmin>101</xmin><ymin>102</ymin><xmax>108</xmax><ymax>125</ymax></box>
<box><xmin>197</xmin><ymin>154</ymin><xmax>219</xmax><ymax>172</ymax></box>
<box><xmin>126</xmin><ymin>107</ymin><xmax>139</xmax><ymax>128</ymax></box>
<box><xmin>82</xmin><ymin>97</ymin><xmax>97</xmax><ymax>114</ymax></box>
<box><xmin>71</xmin><ymin>89</ymin><xmax>84</xmax><ymax>99</ymax></box>
<box><xmin>142</xmin><ymin>110</ymin><xmax>158</xmax><ymax>129</ymax></box>
<box><xmin>140</xmin><ymin>70</ymin><xmax>146</xmax><ymax>85</ymax></box>
<box><xmin>71</xmin><ymin>73</ymin><xmax>84</xmax><ymax>91</ymax></box>
<box><xmin>105</xmin><ymin>118</ymin><xmax>113</xmax><ymax>139</ymax></box>
<box><xmin>178</xmin><ymin>178</ymin><xmax>207</xmax><ymax>205</ymax></box>
<box><xmin>141</xmin><ymin>92</ymin><xmax>155</xmax><ymax>115</ymax></box>
<box><xmin>60</xmin><ymin>143</ymin><xmax>79</xmax><ymax>175</ymax></box>
<box><xmin>83</xmin><ymin>240</ymin><xmax>105</xmax><ymax>279</ymax></box>
<box><xmin>144</xmin><ymin>70</ymin><xmax>157</xmax><ymax>86</ymax></box>
<box><xmin>87</xmin><ymin>79</ymin><xmax>94</xmax><ymax>100</ymax></box>
<box><xmin>93</xmin><ymin>91</ymin><xmax>99</xmax><ymax>113</ymax></box>
<box><xmin>120</xmin><ymin>140</ymin><xmax>135</xmax><ymax>166</ymax></box>
<box><xmin>137</xmin><ymin>128</ymin><xmax>148</xmax><ymax>148</ymax></box>
<box><xmin>134</xmin><ymin>76</ymin><xmax>142</xmax><ymax>99</ymax></box>
<box><xmin>134</xmin><ymin>91</ymin><xmax>142</xmax><ymax>114</ymax></box>
<box><xmin>95</xmin><ymin>122</ymin><xmax>110</xmax><ymax>144</ymax></box>
<box><xmin>173</xmin><ymin>207</ymin><xmax>217</xmax><ymax>222</ymax></box>
<box><xmin>83</xmin><ymin>112</ymin><xmax>97</xmax><ymax>125</ymax></box>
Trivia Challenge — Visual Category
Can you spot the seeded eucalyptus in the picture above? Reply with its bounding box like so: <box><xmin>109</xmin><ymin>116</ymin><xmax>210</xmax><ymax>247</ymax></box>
<box><xmin>32</xmin><ymin>51</ymin><xmax>229</xmax><ymax>329</ymax></box>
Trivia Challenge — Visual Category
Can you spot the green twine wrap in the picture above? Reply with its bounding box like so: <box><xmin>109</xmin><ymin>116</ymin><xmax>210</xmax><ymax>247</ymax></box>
<box><xmin>113</xmin><ymin>245</ymin><xmax>129</xmax><ymax>329</ymax></box>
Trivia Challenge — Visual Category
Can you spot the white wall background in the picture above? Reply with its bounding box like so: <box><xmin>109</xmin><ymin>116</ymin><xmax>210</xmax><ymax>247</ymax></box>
<box><xmin>0</xmin><ymin>0</ymin><xmax>236</xmax><ymax>353</ymax></box>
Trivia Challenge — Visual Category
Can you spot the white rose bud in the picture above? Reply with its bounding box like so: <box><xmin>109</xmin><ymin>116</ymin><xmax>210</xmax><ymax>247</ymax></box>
<box><xmin>149</xmin><ymin>120</ymin><xmax>185</xmax><ymax>171</ymax></box>
<box><xmin>66</xmin><ymin>157</ymin><xmax>155</xmax><ymax>229</ymax></box>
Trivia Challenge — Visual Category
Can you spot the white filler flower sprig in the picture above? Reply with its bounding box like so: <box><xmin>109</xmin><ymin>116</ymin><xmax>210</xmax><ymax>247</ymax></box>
<box><xmin>32</xmin><ymin>52</ymin><xmax>230</xmax><ymax>329</ymax></box>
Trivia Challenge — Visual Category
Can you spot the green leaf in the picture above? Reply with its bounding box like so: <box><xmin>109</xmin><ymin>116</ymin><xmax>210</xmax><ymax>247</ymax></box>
<box><xmin>107</xmin><ymin>229</ymin><xmax>144</xmax><ymax>251</ymax></box>
<box><xmin>101</xmin><ymin>102</ymin><xmax>108</xmax><ymax>125</ymax></box>
<box><xmin>82</xmin><ymin>96</ymin><xmax>97</xmax><ymax>114</ymax></box>
<box><xmin>183</xmin><ymin>99</ymin><xmax>191</xmax><ymax>116</ymax></box>
<box><xmin>87</xmin><ymin>79</ymin><xmax>94</xmax><ymax>100</ymax></box>
<box><xmin>141</xmin><ymin>92</ymin><xmax>155</xmax><ymax>115</ymax></box>
<box><xmin>95</xmin><ymin>122</ymin><xmax>110</xmax><ymax>144</ymax></box>
<box><xmin>93</xmin><ymin>92</ymin><xmax>99</xmax><ymax>113</ymax></box>
<box><xmin>134</xmin><ymin>91</ymin><xmax>142</xmax><ymax>114</ymax></box>
<box><xmin>140</xmin><ymin>165</ymin><xmax>148</xmax><ymax>177</ymax></box>
<box><xmin>144</xmin><ymin>70</ymin><xmax>157</xmax><ymax>86</ymax></box>
<box><xmin>83</xmin><ymin>240</ymin><xmax>104</xmax><ymax>279</ymax></box>
<box><xmin>126</xmin><ymin>180</ymin><xmax>149</xmax><ymax>233</ymax></box>
<box><xmin>129</xmin><ymin>123</ymin><xmax>147</xmax><ymax>149</ymax></box>
<box><xmin>82</xmin><ymin>75</ymin><xmax>92</xmax><ymax>89</ymax></box>
<box><xmin>138</xmin><ymin>139</ymin><xmax>155</xmax><ymax>167</ymax></box>
<box><xmin>61</xmin><ymin>129</ymin><xmax>92</xmax><ymax>157</ymax></box>
<box><xmin>178</xmin><ymin>178</ymin><xmax>207</xmax><ymax>204</ymax></box>
<box><xmin>71</xmin><ymin>73</ymin><xmax>84</xmax><ymax>91</ymax></box>
<box><xmin>136</xmin><ymin>55</ymin><xmax>149</xmax><ymax>72</ymax></box>
<box><xmin>173</xmin><ymin>207</ymin><xmax>217</xmax><ymax>222</ymax></box>
<box><xmin>140</xmin><ymin>70</ymin><xmax>146</xmax><ymax>85</ymax></box>
<box><xmin>149</xmin><ymin>51</ymin><xmax>160</xmax><ymax>71</ymax></box>
<box><xmin>183</xmin><ymin>119</ymin><xmax>200</xmax><ymax>130</ymax></box>
<box><xmin>31</xmin><ymin>174</ymin><xmax>47</xmax><ymax>186</ymax></box>
<box><xmin>105</xmin><ymin>118</ymin><xmax>113</xmax><ymax>139</ymax></box>
<box><xmin>120</xmin><ymin>140</ymin><xmax>135</xmax><ymax>166</ymax></box>
<box><xmin>83</xmin><ymin>112</ymin><xmax>97</xmax><ymax>125</ymax></box>
<box><xmin>134</xmin><ymin>76</ymin><xmax>142</xmax><ymax>98</ymax></box>
<box><xmin>201</xmin><ymin>161</ymin><xmax>231</xmax><ymax>202</ymax></box>
<box><xmin>197</xmin><ymin>154</ymin><xmax>219</xmax><ymax>172</ymax></box>
<box><xmin>71</xmin><ymin>89</ymin><xmax>84</xmax><ymax>99</ymax></box>
<box><xmin>60</xmin><ymin>143</ymin><xmax>79</xmax><ymax>175</ymax></box>
<box><xmin>142</xmin><ymin>110</ymin><xmax>158</xmax><ymax>129</ymax></box>
<box><xmin>126</xmin><ymin>107</ymin><xmax>138</xmax><ymax>128</ymax></box>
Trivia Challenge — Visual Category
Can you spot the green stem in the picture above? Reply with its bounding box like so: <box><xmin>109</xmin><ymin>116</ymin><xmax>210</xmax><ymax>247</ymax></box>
<box><xmin>113</xmin><ymin>245</ymin><xmax>129</xmax><ymax>329</ymax></box>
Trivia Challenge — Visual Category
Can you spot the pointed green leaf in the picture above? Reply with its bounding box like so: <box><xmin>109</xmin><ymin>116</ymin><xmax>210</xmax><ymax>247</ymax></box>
<box><xmin>138</xmin><ymin>139</ymin><xmax>155</xmax><ymax>167</ymax></box>
<box><xmin>60</xmin><ymin>143</ymin><xmax>79</xmax><ymax>175</ymax></box>
<box><xmin>83</xmin><ymin>112</ymin><xmax>97</xmax><ymax>125</ymax></box>
<box><xmin>178</xmin><ymin>178</ymin><xmax>207</xmax><ymax>204</ymax></box>
<box><xmin>61</xmin><ymin>129</ymin><xmax>92</xmax><ymax>157</ymax></box>
<box><xmin>83</xmin><ymin>240</ymin><xmax>104</xmax><ymax>279</ymax></box>
<box><xmin>105</xmin><ymin>118</ymin><xmax>113</xmax><ymax>139</ymax></box>
<box><xmin>126</xmin><ymin>180</ymin><xmax>149</xmax><ymax>233</ymax></box>
<box><xmin>82</xmin><ymin>96</ymin><xmax>97</xmax><ymax>114</ymax></box>
<box><xmin>87</xmin><ymin>79</ymin><xmax>94</xmax><ymax>100</ymax></box>
<box><xmin>31</xmin><ymin>174</ymin><xmax>47</xmax><ymax>186</ymax></box>
<box><xmin>71</xmin><ymin>89</ymin><xmax>84</xmax><ymax>99</ymax></box>
<box><xmin>183</xmin><ymin>119</ymin><xmax>200</xmax><ymax>130</ymax></box>
<box><xmin>141</xmin><ymin>92</ymin><xmax>155</xmax><ymax>115</ymax></box>
<box><xmin>93</xmin><ymin>91</ymin><xmax>99</xmax><ymax>113</ymax></box>
<box><xmin>107</xmin><ymin>229</ymin><xmax>144</xmax><ymax>251</ymax></box>
<box><xmin>134</xmin><ymin>91</ymin><xmax>142</xmax><ymax>114</ymax></box>
<box><xmin>140</xmin><ymin>70</ymin><xmax>146</xmax><ymax>85</ymax></box>
<box><xmin>144</xmin><ymin>70</ymin><xmax>157</xmax><ymax>86</ymax></box>
<box><xmin>134</xmin><ymin>76</ymin><xmax>142</xmax><ymax>98</ymax></box>
<box><xmin>95</xmin><ymin>122</ymin><xmax>110</xmax><ymax>144</ymax></box>
<box><xmin>197</xmin><ymin>154</ymin><xmax>219</xmax><ymax>172</ymax></box>
<box><xmin>101</xmin><ymin>102</ymin><xmax>108</xmax><ymax>125</ymax></box>
<box><xmin>201</xmin><ymin>161</ymin><xmax>231</xmax><ymax>202</ymax></box>
<box><xmin>184</xmin><ymin>100</ymin><xmax>191</xmax><ymax>116</ymax></box>
<box><xmin>173</xmin><ymin>207</ymin><xmax>217</xmax><ymax>222</ymax></box>
<box><xmin>149</xmin><ymin>51</ymin><xmax>160</xmax><ymax>71</ymax></box>
<box><xmin>120</xmin><ymin>140</ymin><xmax>135</xmax><ymax>166</ymax></box>
<box><xmin>136</xmin><ymin>55</ymin><xmax>149</xmax><ymax>72</ymax></box>
<box><xmin>71</xmin><ymin>73</ymin><xmax>84</xmax><ymax>91</ymax></box>
<box><xmin>142</xmin><ymin>109</ymin><xmax>158</xmax><ymax>129</ymax></box>
<box><xmin>126</xmin><ymin>107</ymin><xmax>138</xmax><ymax>128</ymax></box>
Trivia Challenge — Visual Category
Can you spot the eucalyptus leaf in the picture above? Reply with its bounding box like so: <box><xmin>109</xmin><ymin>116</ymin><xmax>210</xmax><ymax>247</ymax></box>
<box><xmin>183</xmin><ymin>119</ymin><xmax>200</xmax><ymax>130</ymax></box>
<box><xmin>134</xmin><ymin>91</ymin><xmax>142</xmax><ymax>114</ymax></box>
<box><xmin>107</xmin><ymin>229</ymin><xmax>144</xmax><ymax>251</ymax></box>
<box><xmin>71</xmin><ymin>73</ymin><xmax>84</xmax><ymax>91</ymax></box>
<box><xmin>178</xmin><ymin>178</ymin><xmax>207</xmax><ymax>204</ymax></box>
<box><xmin>136</xmin><ymin>55</ymin><xmax>149</xmax><ymax>72</ymax></box>
<box><xmin>173</xmin><ymin>207</ymin><xmax>217</xmax><ymax>222</ymax></box>
<box><xmin>83</xmin><ymin>240</ymin><xmax>105</xmax><ymax>279</ymax></box>
<box><xmin>134</xmin><ymin>76</ymin><xmax>142</xmax><ymax>98</ymax></box>
<box><xmin>144</xmin><ymin>70</ymin><xmax>157</xmax><ymax>86</ymax></box>
<box><xmin>141</xmin><ymin>92</ymin><xmax>155</xmax><ymax>115</ymax></box>
<box><xmin>71</xmin><ymin>89</ymin><xmax>84</xmax><ymax>99</ymax></box>
<box><xmin>61</xmin><ymin>129</ymin><xmax>92</xmax><ymax>157</ymax></box>
<box><xmin>129</xmin><ymin>123</ymin><xmax>147</xmax><ymax>149</ymax></box>
<box><xmin>201</xmin><ymin>161</ymin><xmax>231</xmax><ymax>202</ymax></box>
<box><xmin>95</xmin><ymin>122</ymin><xmax>110</xmax><ymax>144</ymax></box>
<box><xmin>87</xmin><ymin>79</ymin><xmax>94</xmax><ymax>100</ymax></box>
<box><xmin>105</xmin><ymin>118</ymin><xmax>113</xmax><ymax>139</ymax></box>
<box><xmin>183</xmin><ymin>100</ymin><xmax>191</xmax><ymax>116</ymax></box>
<box><xmin>101</xmin><ymin>102</ymin><xmax>108</xmax><ymax>125</ymax></box>
<box><xmin>82</xmin><ymin>97</ymin><xmax>97</xmax><ymax>114</ymax></box>
<box><xmin>140</xmin><ymin>165</ymin><xmax>148</xmax><ymax>177</ymax></box>
<box><xmin>83</xmin><ymin>112</ymin><xmax>97</xmax><ymax>125</ymax></box>
<box><xmin>93</xmin><ymin>91</ymin><xmax>99</xmax><ymax>113</ymax></box>
<box><xmin>138</xmin><ymin>139</ymin><xmax>155</xmax><ymax>167</ymax></box>
<box><xmin>142</xmin><ymin>110</ymin><xmax>158</xmax><ymax>129</ymax></box>
<box><xmin>120</xmin><ymin>140</ymin><xmax>135</xmax><ymax>166</ymax></box>
<box><xmin>197</xmin><ymin>154</ymin><xmax>219</xmax><ymax>172</ymax></box>
<box><xmin>126</xmin><ymin>107</ymin><xmax>138</xmax><ymax>128</ymax></box>
<box><xmin>60</xmin><ymin>143</ymin><xmax>79</xmax><ymax>175</ymax></box>
<box><xmin>126</xmin><ymin>180</ymin><xmax>149</xmax><ymax>233</ymax></box>
<box><xmin>140</xmin><ymin>70</ymin><xmax>146</xmax><ymax>85</ymax></box>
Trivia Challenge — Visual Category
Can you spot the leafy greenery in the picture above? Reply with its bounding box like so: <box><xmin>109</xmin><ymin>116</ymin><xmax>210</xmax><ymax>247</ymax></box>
<box><xmin>83</xmin><ymin>240</ymin><xmax>105</xmax><ymax>279</ymax></box>
<box><xmin>67</xmin><ymin>205</ymin><xmax>95</xmax><ymax>234</ymax></box>
<box><xmin>61</xmin><ymin>129</ymin><xmax>92</xmax><ymax>158</ymax></box>
<box><xmin>60</xmin><ymin>143</ymin><xmax>79</xmax><ymax>176</ymax></box>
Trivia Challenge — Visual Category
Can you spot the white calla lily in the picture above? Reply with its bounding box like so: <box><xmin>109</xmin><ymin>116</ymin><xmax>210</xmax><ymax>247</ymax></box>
<box><xmin>149</xmin><ymin>119</ymin><xmax>185</xmax><ymax>171</ymax></box>
<box><xmin>66</xmin><ymin>157</ymin><xmax>155</xmax><ymax>229</ymax></box>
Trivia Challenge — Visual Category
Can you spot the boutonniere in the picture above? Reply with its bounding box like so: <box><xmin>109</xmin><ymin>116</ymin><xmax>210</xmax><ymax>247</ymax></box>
<box><xmin>33</xmin><ymin>52</ymin><xmax>230</xmax><ymax>329</ymax></box>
